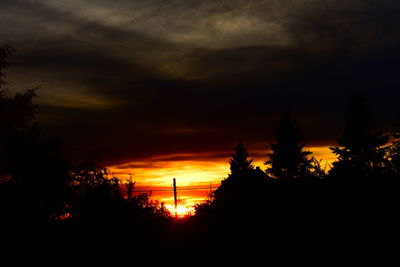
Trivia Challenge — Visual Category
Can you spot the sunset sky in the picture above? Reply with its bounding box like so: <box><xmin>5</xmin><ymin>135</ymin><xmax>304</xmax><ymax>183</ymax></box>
<box><xmin>2</xmin><ymin>0</ymin><xmax>400</xmax><ymax>210</ymax></box>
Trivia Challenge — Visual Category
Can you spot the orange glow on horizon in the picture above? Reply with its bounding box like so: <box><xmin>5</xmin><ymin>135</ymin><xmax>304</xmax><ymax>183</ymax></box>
<box><xmin>108</xmin><ymin>146</ymin><xmax>336</xmax><ymax>213</ymax></box>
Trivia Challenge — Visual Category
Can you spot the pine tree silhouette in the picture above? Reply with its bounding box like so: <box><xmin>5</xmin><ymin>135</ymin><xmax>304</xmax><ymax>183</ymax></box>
<box><xmin>211</xmin><ymin>141</ymin><xmax>268</xmax><ymax>211</ymax></box>
<box><xmin>330</xmin><ymin>93</ymin><xmax>388</xmax><ymax>181</ymax></box>
<box><xmin>229</xmin><ymin>141</ymin><xmax>254</xmax><ymax>175</ymax></box>
<box><xmin>265</xmin><ymin>111</ymin><xmax>313</xmax><ymax>182</ymax></box>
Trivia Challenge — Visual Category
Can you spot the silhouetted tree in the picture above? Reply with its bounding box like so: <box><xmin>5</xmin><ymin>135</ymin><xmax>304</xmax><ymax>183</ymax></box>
<box><xmin>69</xmin><ymin>159</ymin><xmax>122</xmax><ymax>222</ymax></box>
<box><xmin>194</xmin><ymin>191</ymin><xmax>216</xmax><ymax>216</ymax></box>
<box><xmin>211</xmin><ymin>142</ymin><xmax>269</xmax><ymax>212</ymax></box>
<box><xmin>329</xmin><ymin>93</ymin><xmax>388</xmax><ymax>182</ymax></box>
<box><xmin>1</xmin><ymin>46</ymin><xmax>72</xmax><ymax>223</ymax></box>
<box><xmin>129</xmin><ymin>192</ymin><xmax>171</xmax><ymax>218</ymax></box>
<box><xmin>229</xmin><ymin>141</ymin><xmax>254</xmax><ymax>175</ymax></box>
<box><xmin>265</xmin><ymin>111</ymin><xmax>315</xmax><ymax>182</ymax></box>
<box><xmin>1</xmin><ymin>46</ymin><xmax>171</xmax><ymax>227</ymax></box>
<box><xmin>1</xmin><ymin>45</ymin><xmax>37</xmax><ymax>179</ymax></box>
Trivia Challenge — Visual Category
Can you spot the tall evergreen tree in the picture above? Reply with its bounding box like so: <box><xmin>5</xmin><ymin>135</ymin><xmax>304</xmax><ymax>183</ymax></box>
<box><xmin>265</xmin><ymin>111</ymin><xmax>313</xmax><ymax>182</ymax></box>
<box><xmin>330</xmin><ymin>93</ymin><xmax>388</xmax><ymax>179</ymax></box>
<box><xmin>229</xmin><ymin>141</ymin><xmax>254</xmax><ymax>175</ymax></box>
<box><xmin>212</xmin><ymin>141</ymin><xmax>268</xmax><ymax>211</ymax></box>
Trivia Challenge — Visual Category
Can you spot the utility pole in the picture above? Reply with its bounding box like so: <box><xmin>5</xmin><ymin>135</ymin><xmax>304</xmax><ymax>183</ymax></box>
<box><xmin>173</xmin><ymin>178</ymin><xmax>178</xmax><ymax>219</ymax></box>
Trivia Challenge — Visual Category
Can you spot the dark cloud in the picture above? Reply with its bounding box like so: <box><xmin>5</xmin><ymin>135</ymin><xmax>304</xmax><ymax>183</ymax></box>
<box><xmin>1</xmin><ymin>0</ymin><xmax>400</xmax><ymax>165</ymax></box>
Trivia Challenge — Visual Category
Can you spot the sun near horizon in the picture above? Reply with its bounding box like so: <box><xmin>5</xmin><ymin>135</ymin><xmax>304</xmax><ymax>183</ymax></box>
<box><xmin>108</xmin><ymin>145</ymin><xmax>336</xmax><ymax>215</ymax></box>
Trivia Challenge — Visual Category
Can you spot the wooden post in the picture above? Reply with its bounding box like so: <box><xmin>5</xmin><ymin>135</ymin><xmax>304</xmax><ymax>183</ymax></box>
<box><xmin>173</xmin><ymin>178</ymin><xmax>178</xmax><ymax>219</ymax></box>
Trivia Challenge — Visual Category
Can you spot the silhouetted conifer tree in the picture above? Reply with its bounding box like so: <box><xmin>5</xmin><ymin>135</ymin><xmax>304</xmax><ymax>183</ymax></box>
<box><xmin>229</xmin><ymin>141</ymin><xmax>254</xmax><ymax>175</ymax></box>
<box><xmin>211</xmin><ymin>142</ymin><xmax>269</xmax><ymax>212</ymax></box>
<box><xmin>330</xmin><ymin>93</ymin><xmax>388</xmax><ymax>181</ymax></box>
<box><xmin>265</xmin><ymin>111</ymin><xmax>313</xmax><ymax>182</ymax></box>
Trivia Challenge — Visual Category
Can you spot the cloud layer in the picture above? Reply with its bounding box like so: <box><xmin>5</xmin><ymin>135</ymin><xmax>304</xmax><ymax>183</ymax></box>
<box><xmin>1</xmin><ymin>0</ymin><xmax>400</xmax><ymax>165</ymax></box>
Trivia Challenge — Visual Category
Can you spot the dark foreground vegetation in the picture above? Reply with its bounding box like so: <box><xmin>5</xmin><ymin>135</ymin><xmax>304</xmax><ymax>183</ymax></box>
<box><xmin>1</xmin><ymin>45</ymin><xmax>399</xmax><ymax>265</ymax></box>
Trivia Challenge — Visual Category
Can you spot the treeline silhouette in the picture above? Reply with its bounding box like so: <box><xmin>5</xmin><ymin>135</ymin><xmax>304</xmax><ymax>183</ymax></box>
<box><xmin>1</xmin><ymin>46</ymin><xmax>171</xmax><ymax>232</ymax></box>
<box><xmin>195</xmin><ymin>97</ymin><xmax>400</xmax><ymax>217</ymax></box>
<box><xmin>188</xmin><ymin>95</ymin><xmax>399</xmax><ymax>265</ymax></box>
<box><xmin>1</xmin><ymin>45</ymin><xmax>399</xmax><ymax>265</ymax></box>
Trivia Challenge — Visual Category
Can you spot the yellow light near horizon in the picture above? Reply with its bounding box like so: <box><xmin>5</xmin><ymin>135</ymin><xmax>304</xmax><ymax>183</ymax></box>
<box><xmin>108</xmin><ymin>146</ymin><xmax>337</xmax><ymax>210</ymax></box>
<box><xmin>307</xmin><ymin>146</ymin><xmax>336</xmax><ymax>169</ymax></box>
<box><xmin>165</xmin><ymin>204</ymin><xmax>195</xmax><ymax>218</ymax></box>
<box><xmin>109</xmin><ymin>160</ymin><xmax>229</xmax><ymax>187</ymax></box>
<box><xmin>108</xmin><ymin>159</ymin><xmax>228</xmax><ymax>209</ymax></box>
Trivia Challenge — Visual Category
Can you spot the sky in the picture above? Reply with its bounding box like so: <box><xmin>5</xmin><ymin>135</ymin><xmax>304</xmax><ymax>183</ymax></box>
<box><xmin>1</xmin><ymin>0</ymin><xmax>400</xmax><ymax>207</ymax></box>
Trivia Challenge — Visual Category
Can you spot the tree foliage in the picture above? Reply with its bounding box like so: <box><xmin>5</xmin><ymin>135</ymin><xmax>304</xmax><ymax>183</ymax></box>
<box><xmin>229</xmin><ymin>141</ymin><xmax>254</xmax><ymax>175</ymax></box>
<box><xmin>0</xmin><ymin>45</ymin><xmax>69</xmax><ymax>222</ymax></box>
<box><xmin>265</xmin><ymin>111</ymin><xmax>316</xmax><ymax>182</ymax></box>
<box><xmin>0</xmin><ymin>45</ymin><xmax>170</xmax><ymax>225</ymax></box>
<box><xmin>209</xmin><ymin>142</ymin><xmax>270</xmax><ymax>212</ymax></box>
<box><xmin>329</xmin><ymin>93</ymin><xmax>389</xmax><ymax>181</ymax></box>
